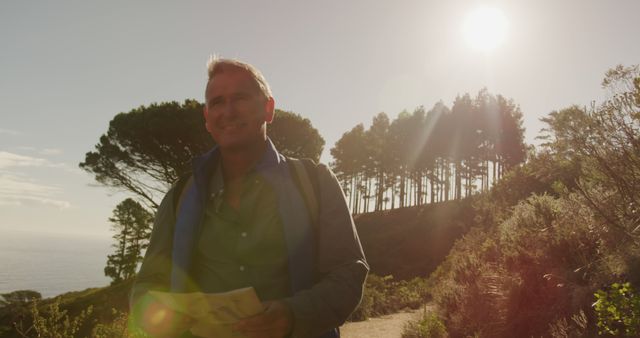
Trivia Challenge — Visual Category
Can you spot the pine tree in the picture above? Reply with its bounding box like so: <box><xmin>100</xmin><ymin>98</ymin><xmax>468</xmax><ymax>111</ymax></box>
<box><xmin>104</xmin><ymin>198</ymin><xmax>153</xmax><ymax>283</ymax></box>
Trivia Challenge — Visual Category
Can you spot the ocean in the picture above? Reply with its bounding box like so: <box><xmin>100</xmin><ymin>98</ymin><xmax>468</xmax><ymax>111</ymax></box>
<box><xmin>0</xmin><ymin>230</ymin><xmax>112</xmax><ymax>298</ymax></box>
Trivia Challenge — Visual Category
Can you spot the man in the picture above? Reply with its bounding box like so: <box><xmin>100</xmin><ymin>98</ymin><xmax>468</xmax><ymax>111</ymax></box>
<box><xmin>130</xmin><ymin>57</ymin><xmax>369</xmax><ymax>338</ymax></box>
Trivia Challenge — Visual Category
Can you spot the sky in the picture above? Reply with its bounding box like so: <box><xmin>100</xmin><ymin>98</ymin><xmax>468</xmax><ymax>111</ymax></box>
<box><xmin>1</xmin><ymin>0</ymin><xmax>639</xmax><ymax>238</ymax></box>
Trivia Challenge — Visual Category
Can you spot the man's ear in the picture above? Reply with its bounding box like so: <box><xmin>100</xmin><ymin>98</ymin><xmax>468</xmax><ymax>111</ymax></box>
<box><xmin>265</xmin><ymin>97</ymin><xmax>275</xmax><ymax>123</ymax></box>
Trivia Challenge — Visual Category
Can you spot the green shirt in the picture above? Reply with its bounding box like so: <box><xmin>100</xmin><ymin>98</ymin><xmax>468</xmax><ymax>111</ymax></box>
<box><xmin>190</xmin><ymin>165</ymin><xmax>290</xmax><ymax>301</ymax></box>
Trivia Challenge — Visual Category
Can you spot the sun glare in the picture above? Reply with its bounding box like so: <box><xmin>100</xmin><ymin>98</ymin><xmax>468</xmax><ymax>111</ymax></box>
<box><xmin>462</xmin><ymin>7</ymin><xmax>508</xmax><ymax>52</ymax></box>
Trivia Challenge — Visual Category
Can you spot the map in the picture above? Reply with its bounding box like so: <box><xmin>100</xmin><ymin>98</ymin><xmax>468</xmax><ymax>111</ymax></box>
<box><xmin>149</xmin><ymin>287</ymin><xmax>264</xmax><ymax>338</ymax></box>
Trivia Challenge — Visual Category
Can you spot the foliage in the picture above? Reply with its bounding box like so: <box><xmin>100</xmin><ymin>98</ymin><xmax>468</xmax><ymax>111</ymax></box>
<box><xmin>402</xmin><ymin>310</ymin><xmax>447</xmax><ymax>338</ymax></box>
<box><xmin>91</xmin><ymin>308</ymin><xmax>149</xmax><ymax>338</ymax></box>
<box><xmin>348</xmin><ymin>274</ymin><xmax>429</xmax><ymax>321</ymax></box>
<box><xmin>471</xmin><ymin>151</ymin><xmax>562</xmax><ymax>231</ymax></box>
<box><xmin>267</xmin><ymin>109</ymin><xmax>325</xmax><ymax>162</ymax></box>
<box><xmin>80</xmin><ymin>100</ymin><xmax>325</xmax><ymax>209</ymax></box>
<box><xmin>538</xmin><ymin>64</ymin><xmax>640</xmax><ymax>245</ymax></box>
<box><xmin>105</xmin><ymin>198</ymin><xmax>154</xmax><ymax>284</ymax></box>
<box><xmin>1</xmin><ymin>280</ymin><xmax>138</xmax><ymax>337</ymax></box>
<box><xmin>14</xmin><ymin>299</ymin><xmax>92</xmax><ymax>338</ymax></box>
<box><xmin>11</xmin><ymin>300</ymin><xmax>149</xmax><ymax>338</ymax></box>
<box><xmin>594</xmin><ymin>282</ymin><xmax>640</xmax><ymax>336</ymax></box>
<box><xmin>331</xmin><ymin>89</ymin><xmax>527</xmax><ymax>214</ymax></box>
<box><xmin>0</xmin><ymin>291</ymin><xmax>41</xmax><ymax>306</ymax></box>
<box><xmin>80</xmin><ymin>100</ymin><xmax>212</xmax><ymax>209</ymax></box>
<box><xmin>547</xmin><ymin>310</ymin><xmax>588</xmax><ymax>338</ymax></box>
<box><xmin>430</xmin><ymin>194</ymin><xmax>602</xmax><ymax>337</ymax></box>
<box><xmin>427</xmin><ymin>64</ymin><xmax>640</xmax><ymax>337</ymax></box>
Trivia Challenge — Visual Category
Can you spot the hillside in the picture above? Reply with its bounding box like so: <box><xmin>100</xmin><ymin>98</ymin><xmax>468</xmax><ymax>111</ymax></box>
<box><xmin>355</xmin><ymin>199</ymin><xmax>475</xmax><ymax>279</ymax></box>
<box><xmin>0</xmin><ymin>199</ymin><xmax>474</xmax><ymax>337</ymax></box>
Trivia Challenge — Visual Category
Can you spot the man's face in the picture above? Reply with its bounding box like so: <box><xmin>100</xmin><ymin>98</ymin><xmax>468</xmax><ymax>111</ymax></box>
<box><xmin>203</xmin><ymin>68</ymin><xmax>274</xmax><ymax>150</ymax></box>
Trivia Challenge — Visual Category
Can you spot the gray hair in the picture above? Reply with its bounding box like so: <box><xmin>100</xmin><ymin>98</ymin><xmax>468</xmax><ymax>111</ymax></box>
<box><xmin>206</xmin><ymin>56</ymin><xmax>273</xmax><ymax>99</ymax></box>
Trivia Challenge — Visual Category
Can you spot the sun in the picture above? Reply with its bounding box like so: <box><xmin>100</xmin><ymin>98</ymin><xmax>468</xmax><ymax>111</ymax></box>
<box><xmin>462</xmin><ymin>7</ymin><xmax>508</xmax><ymax>52</ymax></box>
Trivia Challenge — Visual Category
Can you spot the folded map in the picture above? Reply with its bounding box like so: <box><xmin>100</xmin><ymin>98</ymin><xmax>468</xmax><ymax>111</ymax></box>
<box><xmin>148</xmin><ymin>287</ymin><xmax>264</xmax><ymax>338</ymax></box>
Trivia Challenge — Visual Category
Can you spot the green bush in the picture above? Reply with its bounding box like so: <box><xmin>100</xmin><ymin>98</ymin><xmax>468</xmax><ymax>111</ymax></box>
<box><xmin>91</xmin><ymin>308</ymin><xmax>150</xmax><ymax>338</ymax></box>
<box><xmin>594</xmin><ymin>282</ymin><xmax>640</xmax><ymax>336</ymax></box>
<box><xmin>430</xmin><ymin>194</ymin><xmax>606</xmax><ymax>336</ymax></box>
<box><xmin>402</xmin><ymin>310</ymin><xmax>447</xmax><ymax>338</ymax></box>
<box><xmin>14</xmin><ymin>299</ymin><xmax>93</xmax><ymax>338</ymax></box>
<box><xmin>349</xmin><ymin>274</ymin><xmax>429</xmax><ymax>321</ymax></box>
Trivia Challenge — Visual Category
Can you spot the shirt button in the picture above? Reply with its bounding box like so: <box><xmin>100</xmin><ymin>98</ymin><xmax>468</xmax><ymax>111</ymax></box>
<box><xmin>210</xmin><ymin>189</ymin><xmax>223</xmax><ymax>199</ymax></box>
<box><xmin>239</xmin><ymin>265</ymin><xmax>245</xmax><ymax>272</ymax></box>
<box><xmin>241</xmin><ymin>232</ymin><xmax>247</xmax><ymax>238</ymax></box>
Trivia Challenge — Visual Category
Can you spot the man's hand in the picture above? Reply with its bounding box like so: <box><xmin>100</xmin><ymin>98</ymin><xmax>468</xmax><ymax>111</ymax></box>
<box><xmin>233</xmin><ymin>300</ymin><xmax>294</xmax><ymax>338</ymax></box>
<box><xmin>138</xmin><ymin>300</ymin><xmax>194</xmax><ymax>338</ymax></box>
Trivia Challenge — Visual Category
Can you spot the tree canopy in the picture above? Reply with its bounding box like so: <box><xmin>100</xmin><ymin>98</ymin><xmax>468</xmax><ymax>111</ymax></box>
<box><xmin>330</xmin><ymin>89</ymin><xmax>527</xmax><ymax>213</ymax></box>
<box><xmin>80</xmin><ymin>100</ymin><xmax>211</xmax><ymax>209</ymax></box>
<box><xmin>267</xmin><ymin>109</ymin><xmax>325</xmax><ymax>162</ymax></box>
<box><xmin>104</xmin><ymin>198</ymin><xmax>153</xmax><ymax>284</ymax></box>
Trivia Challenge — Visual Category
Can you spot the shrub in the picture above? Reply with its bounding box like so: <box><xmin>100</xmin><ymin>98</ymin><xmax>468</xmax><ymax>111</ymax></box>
<box><xmin>593</xmin><ymin>282</ymin><xmax>640</xmax><ymax>336</ymax></box>
<box><xmin>430</xmin><ymin>194</ymin><xmax>604</xmax><ymax>336</ymax></box>
<box><xmin>547</xmin><ymin>310</ymin><xmax>588</xmax><ymax>338</ymax></box>
<box><xmin>402</xmin><ymin>310</ymin><xmax>447</xmax><ymax>338</ymax></box>
<box><xmin>14</xmin><ymin>299</ymin><xmax>93</xmax><ymax>338</ymax></box>
<box><xmin>349</xmin><ymin>274</ymin><xmax>429</xmax><ymax>321</ymax></box>
<box><xmin>91</xmin><ymin>308</ymin><xmax>150</xmax><ymax>338</ymax></box>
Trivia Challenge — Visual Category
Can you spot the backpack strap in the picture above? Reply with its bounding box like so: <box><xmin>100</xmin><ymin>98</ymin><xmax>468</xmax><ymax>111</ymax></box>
<box><xmin>287</xmin><ymin>157</ymin><xmax>320</xmax><ymax>225</ymax></box>
<box><xmin>287</xmin><ymin>158</ymin><xmax>340</xmax><ymax>338</ymax></box>
<box><xmin>172</xmin><ymin>174</ymin><xmax>194</xmax><ymax>215</ymax></box>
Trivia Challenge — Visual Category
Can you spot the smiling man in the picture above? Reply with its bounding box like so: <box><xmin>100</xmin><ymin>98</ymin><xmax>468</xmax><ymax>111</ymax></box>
<box><xmin>130</xmin><ymin>57</ymin><xmax>369</xmax><ymax>338</ymax></box>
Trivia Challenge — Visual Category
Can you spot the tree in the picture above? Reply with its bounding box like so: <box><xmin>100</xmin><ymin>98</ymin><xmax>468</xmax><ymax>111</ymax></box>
<box><xmin>539</xmin><ymin>65</ymin><xmax>640</xmax><ymax>242</ymax></box>
<box><xmin>329</xmin><ymin>89</ymin><xmax>527</xmax><ymax>213</ymax></box>
<box><xmin>104</xmin><ymin>198</ymin><xmax>153</xmax><ymax>284</ymax></box>
<box><xmin>80</xmin><ymin>101</ymin><xmax>325</xmax><ymax>209</ymax></box>
<box><xmin>331</xmin><ymin>124</ymin><xmax>367</xmax><ymax>212</ymax></box>
<box><xmin>80</xmin><ymin>100</ymin><xmax>212</xmax><ymax>209</ymax></box>
<box><xmin>494</xmin><ymin>95</ymin><xmax>526</xmax><ymax>174</ymax></box>
<box><xmin>267</xmin><ymin>109</ymin><xmax>325</xmax><ymax>162</ymax></box>
<box><xmin>365</xmin><ymin>113</ymin><xmax>391</xmax><ymax>211</ymax></box>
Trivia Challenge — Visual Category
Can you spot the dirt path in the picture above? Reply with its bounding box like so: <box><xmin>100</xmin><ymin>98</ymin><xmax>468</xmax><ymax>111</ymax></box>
<box><xmin>341</xmin><ymin>310</ymin><xmax>422</xmax><ymax>338</ymax></box>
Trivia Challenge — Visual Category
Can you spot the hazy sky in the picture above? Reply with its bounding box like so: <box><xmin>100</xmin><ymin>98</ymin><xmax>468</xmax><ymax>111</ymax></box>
<box><xmin>1</xmin><ymin>0</ymin><xmax>639</xmax><ymax>238</ymax></box>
